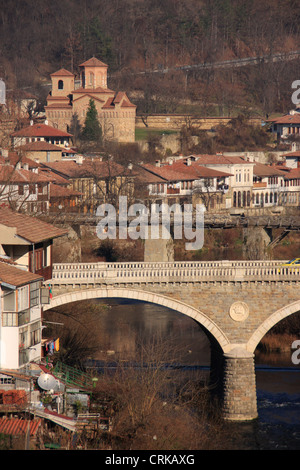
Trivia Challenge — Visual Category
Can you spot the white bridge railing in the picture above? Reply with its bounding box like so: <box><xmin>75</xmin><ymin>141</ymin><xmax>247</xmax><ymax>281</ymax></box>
<box><xmin>50</xmin><ymin>260</ymin><xmax>300</xmax><ymax>285</ymax></box>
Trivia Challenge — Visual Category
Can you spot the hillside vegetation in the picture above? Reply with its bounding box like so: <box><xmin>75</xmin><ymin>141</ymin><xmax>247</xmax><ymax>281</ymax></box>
<box><xmin>1</xmin><ymin>0</ymin><xmax>300</xmax><ymax>116</ymax></box>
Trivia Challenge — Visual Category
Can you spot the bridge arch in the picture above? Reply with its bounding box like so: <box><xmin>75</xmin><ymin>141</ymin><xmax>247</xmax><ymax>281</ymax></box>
<box><xmin>44</xmin><ymin>287</ymin><xmax>230</xmax><ymax>352</ymax></box>
<box><xmin>247</xmin><ymin>299</ymin><xmax>300</xmax><ymax>353</ymax></box>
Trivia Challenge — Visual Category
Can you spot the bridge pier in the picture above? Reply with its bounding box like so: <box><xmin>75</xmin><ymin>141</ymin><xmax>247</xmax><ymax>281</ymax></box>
<box><xmin>222</xmin><ymin>347</ymin><xmax>257</xmax><ymax>421</ymax></box>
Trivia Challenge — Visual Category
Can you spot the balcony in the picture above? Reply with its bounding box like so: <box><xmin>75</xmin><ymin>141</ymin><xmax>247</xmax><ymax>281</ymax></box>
<box><xmin>253</xmin><ymin>182</ymin><xmax>267</xmax><ymax>188</ymax></box>
<box><xmin>167</xmin><ymin>187</ymin><xmax>180</xmax><ymax>195</ymax></box>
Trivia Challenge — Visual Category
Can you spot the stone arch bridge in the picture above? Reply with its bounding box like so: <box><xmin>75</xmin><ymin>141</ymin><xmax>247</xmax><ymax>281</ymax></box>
<box><xmin>44</xmin><ymin>259</ymin><xmax>300</xmax><ymax>421</ymax></box>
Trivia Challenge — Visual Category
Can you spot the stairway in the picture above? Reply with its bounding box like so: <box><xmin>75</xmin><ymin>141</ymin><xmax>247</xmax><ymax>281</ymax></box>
<box><xmin>52</xmin><ymin>361</ymin><xmax>94</xmax><ymax>390</ymax></box>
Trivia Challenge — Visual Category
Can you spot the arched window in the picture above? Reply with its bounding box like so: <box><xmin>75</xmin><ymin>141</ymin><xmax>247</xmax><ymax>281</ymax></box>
<box><xmin>58</xmin><ymin>80</ymin><xmax>64</xmax><ymax>90</ymax></box>
<box><xmin>256</xmin><ymin>193</ymin><xmax>259</xmax><ymax>204</ymax></box>
<box><xmin>265</xmin><ymin>193</ymin><xmax>268</xmax><ymax>204</ymax></box>
<box><xmin>247</xmin><ymin>191</ymin><xmax>251</xmax><ymax>206</ymax></box>
<box><xmin>233</xmin><ymin>191</ymin><xmax>237</xmax><ymax>207</ymax></box>
<box><xmin>89</xmin><ymin>72</ymin><xmax>94</xmax><ymax>87</ymax></box>
<box><xmin>242</xmin><ymin>191</ymin><xmax>246</xmax><ymax>206</ymax></box>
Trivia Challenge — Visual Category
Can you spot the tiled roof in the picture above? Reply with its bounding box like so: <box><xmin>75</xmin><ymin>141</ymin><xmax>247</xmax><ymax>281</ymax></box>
<box><xmin>170</xmin><ymin>160</ymin><xmax>233</xmax><ymax>177</ymax></box>
<box><xmin>267</xmin><ymin>113</ymin><xmax>300</xmax><ymax>124</ymax></box>
<box><xmin>0</xmin><ymin>260</ymin><xmax>43</xmax><ymax>287</ymax></box>
<box><xmin>283</xmin><ymin>151</ymin><xmax>300</xmax><ymax>157</ymax></box>
<box><xmin>79</xmin><ymin>57</ymin><xmax>108</xmax><ymax>68</ymax></box>
<box><xmin>142</xmin><ymin>160</ymin><xmax>232</xmax><ymax>182</ymax></box>
<box><xmin>253</xmin><ymin>162</ymin><xmax>284</xmax><ymax>177</ymax></box>
<box><xmin>193</xmin><ymin>154</ymin><xmax>251</xmax><ymax>165</ymax></box>
<box><xmin>277</xmin><ymin>167</ymin><xmax>300</xmax><ymax>179</ymax></box>
<box><xmin>133</xmin><ymin>165</ymin><xmax>167</xmax><ymax>184</ymax></box>
<box><xmin>0</xmin><ymin>150</ymin><xmax>41</xmax><ymax>168</ymax></box>
<box><xmin>18</xmin><ymin>141</ymin><xmax>65</xmax><ymax>152</ymax></box>
<box><xmin>42</xmin><ymin>159</ymin><xmax>129</xmax><ymax>179</ymax></box>
<box><xmin>0</xmin><ymin>417</ymin><xmax>42</xmax><ymax>436</ymax></box>
<box><xmin>50</xmin><ymin>183</ymin><xmax>82</xmax><ymax>198</ymax></box>
<box><xmin>0</xmin><ymin>164</ymin><xmax>51</xmax><ymax>183</ymax></box>
<box><xmin>50</xmin><ymin>68</ymin><xmax>74</xmax><ymax>77</ymax></box>
<box><xmin>0</xmin><ymin>207</ymin><xmax>67</xmax><ymax>243</ymax></box>
<box><xmin>11</xmin><ymin>123</ymin><xmax>72</xmax><ymax>138</ymax></box>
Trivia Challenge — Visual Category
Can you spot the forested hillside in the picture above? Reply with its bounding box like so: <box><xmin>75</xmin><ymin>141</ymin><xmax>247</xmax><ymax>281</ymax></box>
<box><xmin>1</xmin><ymin>0</ymin><xmax>300</xmax><ymax>116</ymax></box>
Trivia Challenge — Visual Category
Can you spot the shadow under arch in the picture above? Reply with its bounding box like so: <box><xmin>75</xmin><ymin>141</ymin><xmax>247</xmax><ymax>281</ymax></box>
<box><xmin>247</xmin><ymin>299</ymin><xmax>300</xmax><ymax>354</ymax></box>
<box><xmin>44</xmin><ymin>287</ymin><xmax>230</xmax><ymax>352</ymax></box>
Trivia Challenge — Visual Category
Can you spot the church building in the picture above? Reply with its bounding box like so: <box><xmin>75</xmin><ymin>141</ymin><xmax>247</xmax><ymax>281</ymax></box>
<box><xmin>45</xmin><ymin>57</ymin><xmax>136</xmax><ymax>143</ymax></box>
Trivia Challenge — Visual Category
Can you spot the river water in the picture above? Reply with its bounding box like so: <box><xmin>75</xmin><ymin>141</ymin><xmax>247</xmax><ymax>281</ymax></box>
<box><xmin>90</xmin><ymin>298</ymin><xmax>300</xmax><ymax>450</ymax></box>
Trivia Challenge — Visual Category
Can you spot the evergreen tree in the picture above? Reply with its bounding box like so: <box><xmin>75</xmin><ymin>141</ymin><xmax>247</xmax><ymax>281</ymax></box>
<box><xmin>81</xmin><ymin>99</ymin><xmax>102</xmax><ymax>142</ymax></box>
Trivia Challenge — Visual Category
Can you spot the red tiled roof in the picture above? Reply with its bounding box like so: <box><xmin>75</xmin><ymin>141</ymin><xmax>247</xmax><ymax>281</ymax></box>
<box><xmin>50</xmin><ymin>183</ymin><xmax>82</xmax><ymax>198</ymax></box>
<box><xmin>18</xmin><ymin>141</ymin><xmax>65</xmax><ymax>152</ymax></box>
<box><xmin>0</xmin><ymin>150</ymin><xmax>41</xmax><ymax>168</ymax></box>
<box><xmin>0</xmin><ymin>261</ymin><xmax>43</xmax><ymax>286</ymax></box>
<box><xmin>170</xmin><ymin>160</ymin><xmax>233</xmax><ymax>177</ymax></box>
<box><xmin>0</xmin><ymin>164</ymin><xmax>51</xmax><ymax>183</ymax></box>
<box><xmin>72</xmin><ymin>92</ymin><xmax>107</xmax><ymax>103</ymax></box>
<box><xmin>282</xmin><ymin>151</ymin><xmax>300</xmax><ymax>157</ymax></box>
<box><xmin>11</xmin><ymin>123</ymin><xmax>72</xmax><ymax>138</ymax></box>
<box><xmin>0</xmin><ymin>207</ymin><xmax>67</xmax><ymax>243</ymax></box>
<box><xmin>50</xmin><ymin>68</ymin><xmax>74</xmax><ymax>77</ymax></box>
<box><xmin>143</xmin><ymin>160</ymin><xmax>232</xmax><ymax>182</ymax></box>
<box><xmin>253</xmin><ymin>162</ymin><xmax>284</xmax><ymax>177</ymax></box>
<box><xmin>0</xmin><ymin>416</ymin><xmax>41</xmax><ymax>436</ymax></box>
<box><xmin>267</xmin><ymin>113</ymin><xmax>300</xmax><ymax>124</ymax></box>
<box><xmin>277</xmin><ymin>167</ymin><xmax>300</xmax><ymax>179</ymax></box>
<box><xmin>42</xmin><ymin>159</ymin><xmax>129</xmax><ymax>179</ymax></box>
<box><xmin>79</xmin><ymin>57</ymin><xmax>108</xmax><ymax>68</ymax></box>
<box><xmin>193</xmin><ymin>154</ymin><xmax>251</xmax><ymax>165</ymax></box>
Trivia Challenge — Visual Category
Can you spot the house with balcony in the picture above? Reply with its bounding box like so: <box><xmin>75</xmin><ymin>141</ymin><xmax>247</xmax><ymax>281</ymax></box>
<box><xmin>0</xmin><ymin>162</ymin><xmax>52</xmax><ymax>213</ymax></box>
<box><xmin>0</xmin><ymin>258</ymin><xmax>45</xmax><ymax>370</ymax></box>
<box><xmin>187</xmin><ymin>154</ymin><xmax>254</xmax><ymax>210</ymax></box>
<box><xmin>141</xmin><ymin>157</ymin><xmax>232</xmax><ymax>212</ymax></box>
<box><xmin>266</xmin><ymin>110</ymin><xmax>300</xmax><ymax>142</ymax></box>
<box><xmin>40</xmin><ymin>158</ymin><xmax>134</xmax><ymax>213</ymax></box>
<box><xmin>252</xmin><ymin>162</ymin><xmax>285</xmax><ymax>208</ymax></box>
<box><xmin>10</xmin><ymin>122</ymin><xmax>73</xmax><ymax>160</ymax></box>
<box><xmin>0</xmin><ymin>207</ymin><xmax>67</xmax><ymax>281</ymax></box>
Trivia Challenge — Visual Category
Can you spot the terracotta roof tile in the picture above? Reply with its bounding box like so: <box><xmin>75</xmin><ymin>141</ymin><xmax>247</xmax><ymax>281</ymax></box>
<box><xmin>0</xmin><ymin>417</ymin><xmax>42</xmax><ymax>436</ymax></box>
<box><xmin>0</xmin><ymin>207</ymin><xmax>67</xmax><ymax>243</ymax></box>
<box><xmin>0</xmin><ymin>164</ymin><xmax>51</xmax><ymax>183</ymax></box>
<box><xmin>11</xmin><ymin>123</ymin><xmax>72</xmax><ymax>138</ymax></box>
<box><xmin>50</xmin><ymin>183</ymin><xmax>82</xmax><ymax>198</ymax></box>
<box><xmin>0</xmin><ymin>261</ymin><xmax>43</xmax><ymax>287</ymax></box>
<box><xmin>50</xmin><ymin>68</ymin><xmax>74</xmax><ymax>77</ymax></box>
<box><xmin>79</xmin><ymin>57</ymin><xmax>108</xmax><ymax>68</ymax></box>
<box><xmin>267</xmin><ymin>113</ymin><xmax>300</xmax><ymax>124</ymax></box>
<box><xmin>253</xmin><ymin>162</ymin><xmax>284</xmax><ymax>177</ymax></box>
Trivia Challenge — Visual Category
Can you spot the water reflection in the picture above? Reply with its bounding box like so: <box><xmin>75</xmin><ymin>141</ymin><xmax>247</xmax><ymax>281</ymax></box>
<box><xmin>91</xmin><ymin>298</ymin><xmax>300</xmax><ymax>450</ymax></box>
<box><xmin>94</xmin><ymin>298</ymin><xmax>211</xmax><ymax>366</ymax></box>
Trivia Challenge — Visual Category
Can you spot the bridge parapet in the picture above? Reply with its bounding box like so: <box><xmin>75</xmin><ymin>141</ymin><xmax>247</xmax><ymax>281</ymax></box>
<box><xmin>49</xmin><ymin>260</ymin><xmax>300</xmax><ymax>286</ymax></box>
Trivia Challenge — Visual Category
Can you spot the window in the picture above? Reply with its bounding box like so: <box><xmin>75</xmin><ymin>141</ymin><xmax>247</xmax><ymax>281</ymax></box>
<box><xmin>58</xmin><ymin>80</ymin><xmax>64</xmax><ymax>90</ymax></box>
<box><xmin>3</xmin><ymin>288</ymin><xmax>16</xmax><ymax>311</ymax></box>
<box><xmin>18</xmin><ymin>286</ymin><xmax>29</xmax><ymax>311</ymax></box>
<box><xmin>30</xmin><ymin>281</ymin><xmax>40</xmax><ymax>307</ymax></box>
<box><xmin>29</xmin><ymin>184</ymin><xmax>35</xmax><ymax>195</ymax></box>
<box><xmin>18</xmin><ymin>185</ymin><xmax>24</xmax><ymax>195</ymax></box>
<box><xmin>30</xmin><ymin>321</ymin><xmax>41</xmax><ymax>346</ymax></box>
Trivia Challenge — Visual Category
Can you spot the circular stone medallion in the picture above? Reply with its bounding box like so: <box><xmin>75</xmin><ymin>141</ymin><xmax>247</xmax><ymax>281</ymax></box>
<box><xmin>229</xmin><ymin>301</ymin><xmax>249</xmax><ymax>322</ymax></box>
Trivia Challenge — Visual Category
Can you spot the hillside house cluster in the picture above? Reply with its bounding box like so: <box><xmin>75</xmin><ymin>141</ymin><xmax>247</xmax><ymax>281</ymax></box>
<box><xmin>140</xmin><ymin>153</ymin><xmax>300</xmax><ymax>212</ymax></box>
<box><xmin>0</xmin><ymin>139</ymin><xmax>300</xmax><ymax>214</ymax></box>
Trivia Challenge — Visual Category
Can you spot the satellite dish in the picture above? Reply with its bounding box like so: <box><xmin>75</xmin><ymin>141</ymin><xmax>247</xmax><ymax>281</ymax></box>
<box><xmin>37</xmin><ymin>373</ymin><xmax>57</xmax><ymax>391</ymax></box>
